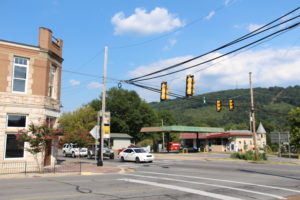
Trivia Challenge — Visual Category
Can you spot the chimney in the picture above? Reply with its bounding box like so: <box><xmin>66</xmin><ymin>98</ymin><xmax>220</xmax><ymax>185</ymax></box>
<box><xmin>38</xmin><ymin>27</ymin><xmax>63</xmax><ymax>58</ymax></box>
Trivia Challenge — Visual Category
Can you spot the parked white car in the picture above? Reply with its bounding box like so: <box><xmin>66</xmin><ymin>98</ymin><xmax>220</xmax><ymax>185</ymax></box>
<box><xmin>62</xmin><ymin>143</ymin><xmax>88</xmax><ymax>158</ymax></box>
<box><xmin>119</xmin><ymin>148</ymin><xmax>154</xmax><ymax>163</ymax></box>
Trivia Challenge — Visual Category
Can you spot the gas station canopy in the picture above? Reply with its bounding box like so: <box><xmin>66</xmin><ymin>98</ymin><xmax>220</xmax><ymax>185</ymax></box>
<box><xmin>140</xmin><ymin>125</ymin><xmax>224</xmax><ymax>133</ymax></box>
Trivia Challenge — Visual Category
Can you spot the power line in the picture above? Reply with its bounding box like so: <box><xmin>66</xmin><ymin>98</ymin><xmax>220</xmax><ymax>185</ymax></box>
<box><xmin>127</xmin><ymin>7</ymin><xmax>300</xmax><ymax>82</ymax></box>
<box><xmin>128</xmin><ymin>21</ymin><xmax>300</xmax><ymax>82</ymax></box>
<box><xmin>159</xmin><ymin>26</ymin><xmax>289</xmax><ymax>84</ymax></box>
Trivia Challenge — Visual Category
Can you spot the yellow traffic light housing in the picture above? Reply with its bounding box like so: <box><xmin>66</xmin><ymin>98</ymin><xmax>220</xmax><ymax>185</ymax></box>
<box><xmin>229</xmin><ymin>99</ymin><xmax>234</xmax><ymax>111</ymax></box>
<box><xmin>160</xmin><ymin>82</ymin><xmax>169</xmax><ymax>101</ymax></box>
<box><xmin>186</xmin><ymin>75</ymin><xmax>195</xmax><ymax>97</ymax></box>
<box><xmin>216</xmin><ymin>100</ymin><xmax>222</xmax><ymax>112</ymax></box>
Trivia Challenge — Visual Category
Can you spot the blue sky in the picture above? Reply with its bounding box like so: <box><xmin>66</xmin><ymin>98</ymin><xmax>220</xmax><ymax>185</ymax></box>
<box><xmin>1</xmin><ymin>0</ymin><xmax>300</xmax><ymax>112</ymax></box>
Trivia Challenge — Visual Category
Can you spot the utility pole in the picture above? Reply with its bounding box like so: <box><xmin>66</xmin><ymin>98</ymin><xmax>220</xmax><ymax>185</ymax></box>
<box><xmin>95</xmin><ymin>111</ymin><xmax>100</xmax><ymax>162</ymax></box>
<box><xmin>249</xmin><ymin>72</ymin><xmax>259</xmax><ymax>160</ymax></box>
<box><xmin>97</xmin><ymin>46</ymin><xmax>108</xmax><ymax>166</ymax></box>
<box><xmin>288</xmin><ymin>131</ymin><xmax>291</xmax><ymax>159</ymax></box>
<box><xmin>278</xmin><ymin>131</ymin><xmax>281</xmax><ymax>158</ymax></box>
<box><xmin>161</xmin><ymin>119</ymin><xmax>164</xmax><ymax>151</ymax></box>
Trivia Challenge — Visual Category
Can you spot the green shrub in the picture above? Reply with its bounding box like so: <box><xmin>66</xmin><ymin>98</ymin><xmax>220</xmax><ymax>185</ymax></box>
<box><xmin>136</xmin><ymin>139</ymin><xmax>153</xmax><ymax>147</ymax></box>
<box><xmin>230</xmin><ymin>150</ymin><xmax>267</xmax><ymax>161</ymax></box>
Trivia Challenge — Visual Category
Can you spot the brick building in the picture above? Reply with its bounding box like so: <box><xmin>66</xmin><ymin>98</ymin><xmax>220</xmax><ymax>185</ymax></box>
<box><xmin>0</xmin><ymin>27</ymin><xmax>63</xmax><ymax>166</ymax></box>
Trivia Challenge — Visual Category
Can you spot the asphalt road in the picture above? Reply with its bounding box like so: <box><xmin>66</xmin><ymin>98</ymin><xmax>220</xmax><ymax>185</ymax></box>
<box><xmin>0</xmin><ymin>155</ymin><xmax>300</xmax><ymax>200</ymax></box>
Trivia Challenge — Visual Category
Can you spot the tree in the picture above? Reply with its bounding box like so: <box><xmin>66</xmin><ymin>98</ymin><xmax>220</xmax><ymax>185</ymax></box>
<box><xmin>58</xmin><ymin>106</ymin><xmax>96</xmax><ymax>146</ymax></box>
<box><xmin>17</xmin><ymin>123</ymin><xmax>57</xmax><ymax>171</ymax></box>
<box><xmin>89</xmin><ymin>88</ymin><xmax>157</xmax><ymax>143</ymax></box>
<box><xmin>288</xmin><ymin>107</ymin><xmax>300</xmax><ymax>152</ymax></box>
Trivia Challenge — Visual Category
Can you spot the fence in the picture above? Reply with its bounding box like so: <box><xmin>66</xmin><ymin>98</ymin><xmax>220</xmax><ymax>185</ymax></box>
<box><xmin>0</xmin><ymin>161</ymin><xmax>82</xmax><ymax>176</ymax></box>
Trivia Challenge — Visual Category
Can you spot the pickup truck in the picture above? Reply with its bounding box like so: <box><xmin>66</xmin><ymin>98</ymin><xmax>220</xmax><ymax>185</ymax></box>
<box><xmin>62</xmin><ymin>143</ymin><xmax>88</xmax><ymax>158</ymax></box>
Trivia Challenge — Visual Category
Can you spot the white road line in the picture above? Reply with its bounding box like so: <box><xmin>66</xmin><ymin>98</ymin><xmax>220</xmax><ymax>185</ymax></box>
<box><xmin>125</xmin><ymin>174</ymin><xmax>286</xmax><ymax>199</ymax></box>
<box><xmin>119</xmin><ymin>178</ymin><xmax>242</xmax><ymax>200</ymax></box>
<box><xmin>138</xmin><ymin>171</ymin><xmax>300</xmax><ymax>193</ymax></box>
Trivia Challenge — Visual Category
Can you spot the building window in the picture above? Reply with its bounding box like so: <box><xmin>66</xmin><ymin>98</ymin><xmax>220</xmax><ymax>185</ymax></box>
<box><xmin>5</xmin><ymin>134</ymin><xmax>24</xmax><ymax>158</ymax></box>
<box><xmin>12</xmin><ymin>57</ymin><xmax>28</xmax><ymax>93</ymax></box>
<box><xmin>49</xmin><ymin>65</ymin><xmax>57</xmax><ymax>98</ymax></box>
<box><xmin>46</xmin><ymin>116</ymin><xmax>56</xmax><ymax>128</ymax></box>
<box><xmin>7</xmin><ymin>114</ymin><xmax>26</xmax><ymax>128</ymax></box>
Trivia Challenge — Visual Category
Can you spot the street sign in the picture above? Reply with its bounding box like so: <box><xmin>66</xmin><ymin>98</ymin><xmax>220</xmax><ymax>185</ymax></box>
<box><xmin>89</xmin><ymin>125</ymin><xmax>99</xmax><ymax>139</ymax></box>
<box><xmin>99</xmin><ymin>111</ymin><xmax>111</xmax><ymax>125</ymax></box>
<box><xmin>99</xmin><ymin>111</ymin><xmax>111</xmax><ymax>138</ymax></box>
<box><xmin>104</xmin><ymin>125</ymin><xmax>110</xmax><ymax>139</ymax></box>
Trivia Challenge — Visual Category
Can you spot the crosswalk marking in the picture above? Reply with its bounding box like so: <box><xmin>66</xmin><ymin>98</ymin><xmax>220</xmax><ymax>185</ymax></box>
<box><xmin>119</xmin><ymin>178</ymin><xmax>242</xmax><ymax>200</ymax></box>
<box><xmin>138</xmin><ymin>171</ymin><xmax>300</xmax><ymax>193</ymax></box>
<box><xmin>125</xmin><ymin>174</ymin><xmax>286</xmax><ymax>199</ymax></box>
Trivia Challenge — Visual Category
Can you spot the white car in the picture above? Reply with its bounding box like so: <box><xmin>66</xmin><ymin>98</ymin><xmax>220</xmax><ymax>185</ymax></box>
<box><xmin>62</xmin><ymin>143</ymin><xmax>88</xmax><ymax>158</ymax></box>
<box><xmin>119</xmin><ymin>148</ymin><xmax>154</xmax><ymax>163</ymax></box>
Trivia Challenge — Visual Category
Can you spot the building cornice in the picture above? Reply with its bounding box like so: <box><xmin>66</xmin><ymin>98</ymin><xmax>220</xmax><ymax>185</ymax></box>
<box><xmin>0</xmin><ymin>40</ymin><xmax>40</xmax><ymax>51</ymax></box>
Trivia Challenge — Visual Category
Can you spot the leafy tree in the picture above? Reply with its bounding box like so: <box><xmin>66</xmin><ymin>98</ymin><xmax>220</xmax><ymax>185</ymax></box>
<box><xmin>17</xmin><ymin>123</ymin><xmax>57</xmax><ymax>171</ymax></box>
<box><xmin>288</xmin><ymin>107</ymin><xmax>300</xmax><ymax>151</ymax></box>
<box><xmin>58</xmin><ymin>106</ymin><xmax>96</xmax><ymax>146</ymax></box>
<box><xmin>156</xmin><ymin>110</ymin><xmax>177</xmax><ymax>126</ymax></box>
<box><xmin>89</xmin><ymin>88</ymin><xmax>157</xmax><ymax>143</ymax></box>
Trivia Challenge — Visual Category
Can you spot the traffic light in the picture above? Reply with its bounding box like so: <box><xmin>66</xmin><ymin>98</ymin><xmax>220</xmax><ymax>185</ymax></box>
<box><xmin>160</xmin><ymin>82</ymin><xmax>169</xmax><ymax>101</ymax></box>
<box><xmin>229</xmin><ymin>99</ymin><xmax>234</xmax><ymax>111</ymax></box>
<box><xmin>186</xmin><ymin>75</ymin><xmax>195</xmax><ymax>97</ymax></box>
<box><xmin>216</xmin><ymin>100</ymin><xmax>222</xmax><ymax>112</ymax></box>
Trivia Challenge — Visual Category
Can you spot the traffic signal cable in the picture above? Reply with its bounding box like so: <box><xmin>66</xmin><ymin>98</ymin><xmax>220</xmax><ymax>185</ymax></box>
<box><xmin>127</xmin><ymin>21</ymin><xmax>300</xmax><ymax>82</ymax></box>
<box><xmin>126</xmin><ymin>6</ymin><xmax>300</xmax><ymax>82</ymax></box>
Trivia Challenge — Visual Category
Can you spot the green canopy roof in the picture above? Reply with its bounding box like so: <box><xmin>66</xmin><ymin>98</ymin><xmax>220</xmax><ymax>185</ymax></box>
<box><xmin>140</xmin><ymin>125</ymin><xmax>224</xmax><ymax>133</ymax></box>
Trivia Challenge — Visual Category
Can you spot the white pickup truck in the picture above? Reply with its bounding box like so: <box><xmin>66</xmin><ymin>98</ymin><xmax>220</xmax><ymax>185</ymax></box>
<box><xmin>62</xmin><ymin>143</ymin><xmax>88</xmax><ymax>158</ymax></box>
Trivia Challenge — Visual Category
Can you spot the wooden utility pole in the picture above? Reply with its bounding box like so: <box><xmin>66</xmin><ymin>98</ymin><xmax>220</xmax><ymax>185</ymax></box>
<box><xmin>97</xmin><ymin>46</ymin><xmax>108</xmax><ymax>166</ymax></box>
<box><xmin>161</xmin><ymin>119</ymin><xmax>164</xmax><ymax>151</ymax></box>
<box><xmin>249</xmin><ymin>72</ymin><xmax>259</xmax><ymax>160</ymax></box>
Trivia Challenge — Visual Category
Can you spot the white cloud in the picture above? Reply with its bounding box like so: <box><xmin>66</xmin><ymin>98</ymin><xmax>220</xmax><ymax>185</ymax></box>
<box><xmin>224</xmin><ymin>0</ymin><xmax>232</xmax><ymax>6</ymax></box>
<box><xmin>87</xmin><ymin>82</ymin><xmax>102</xmax><ymax>89</ymax></box>
<box><xmin>128</xmin><ymin>47</ymin><xmax>300</xmax><ymax>102</ymax></box>
<box><xmin>111</xmin><ymin>7</ymin><xmax>184</xmax><ymax>35</ymax></box>
<box><xmin>247</xmin><ymin>24</ymin><xmax>263</xmax><ymax>32</ymax></box>
<box><xmin>69</xmin><ymin>79</ymin><xmax>80</xmax><ymax>86</ymax></box>
<box><xmin>163</xmin><ymin>39</ymin><xmax>177</xmax><ymax>51</ymax></box>
<box><xmin>204</xmin><ymin>10</ymin><xmax>215</xmax><ymax>20</ymax></box>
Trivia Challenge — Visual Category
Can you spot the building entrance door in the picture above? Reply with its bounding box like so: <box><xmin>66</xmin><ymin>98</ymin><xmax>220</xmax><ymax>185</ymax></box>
<box><xmin>44</xmin><ymin>140</ymin><xmax>52</xmax><ymax>166</ymax></box>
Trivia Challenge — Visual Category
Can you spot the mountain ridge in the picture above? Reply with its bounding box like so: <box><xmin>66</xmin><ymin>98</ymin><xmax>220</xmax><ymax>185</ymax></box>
<box><xmin>149</xmin><ymin>85</ymin><xmax>300</xmax><ymax>131</ymax></box>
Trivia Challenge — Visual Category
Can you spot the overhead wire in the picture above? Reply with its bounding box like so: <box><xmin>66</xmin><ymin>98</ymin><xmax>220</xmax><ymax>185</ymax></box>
<box><xmin>128</xmin><ymin>21</ymin><xmax>300</xmax><ymax>82</ymax></box>
<box><xmin>126</xmin><ymin>7</ymin><xmax>300</xmax><ymax>82</ymax></box>
<box><xmin>158</xmin><ymin>24</ymin><xmax>290</xmax><ymax>84</ymax></box>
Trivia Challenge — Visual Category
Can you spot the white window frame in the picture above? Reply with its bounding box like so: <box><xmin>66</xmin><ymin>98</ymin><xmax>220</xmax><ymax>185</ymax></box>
<box><xmin>49</xmin><ymin>64</ymin><xmax>57</xmax><ymax>98</ymax></box>
<box><xmin>4</xmin><ymin>133</ymin><xmax>25</xmax><ymax>160</ymax></box>
<box><xmin>6</xmin><ymin>114</ymin><xmax>27</xmax><ymax>129</ymax></box>
<box><xmin>12</xmin><ymin>57</ymin><xmax>29</xmax><ymax>94</ymax></box>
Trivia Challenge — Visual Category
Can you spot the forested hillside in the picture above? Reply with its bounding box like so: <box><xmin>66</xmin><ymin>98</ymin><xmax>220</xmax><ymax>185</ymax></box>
<box><xmin>150</xmin><ymin>86</ymin><xmax>300</xmax><ymax>132</ymax></box>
